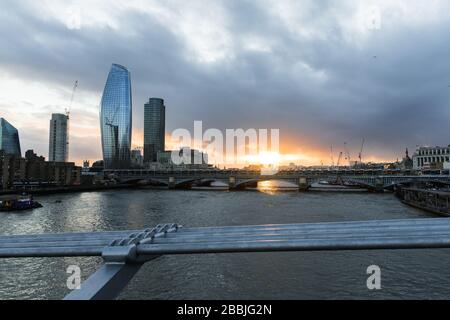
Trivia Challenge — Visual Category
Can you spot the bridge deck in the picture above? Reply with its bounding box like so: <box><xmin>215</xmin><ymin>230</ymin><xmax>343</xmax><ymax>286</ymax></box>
<box><xmin>3</xmin><ymin>218</ymin><xmax>450</xmax><ymax>299</ymax></box>
<box><xmin>2</xmin><ymin>219</ymin><xmax>450</xmax><ymax>259</ymax></box>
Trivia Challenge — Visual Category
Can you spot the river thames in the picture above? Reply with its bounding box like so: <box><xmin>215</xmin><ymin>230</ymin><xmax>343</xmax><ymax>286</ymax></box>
<box><xmin>1</xmin><ymin>187</ymin><xmax>449</xmax><ymax>300</ymax></box>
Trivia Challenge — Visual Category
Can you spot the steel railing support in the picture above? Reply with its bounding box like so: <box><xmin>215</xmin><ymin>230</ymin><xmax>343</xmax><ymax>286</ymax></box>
<box><xmin>64</xmin><ymin>262</ymin><xmax>145</xmax><ymax>300</ymax></box>
<box><xmin>64</xmin><ymin>224</ymin><xmax>180</xmax><ymax>300</ymax></box>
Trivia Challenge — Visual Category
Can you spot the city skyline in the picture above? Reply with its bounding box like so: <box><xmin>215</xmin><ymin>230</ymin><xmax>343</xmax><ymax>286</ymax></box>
<box><xmin>1</xmin><ymin>1</ymin><xmax>450</xmax><ymax>166</ymax></box>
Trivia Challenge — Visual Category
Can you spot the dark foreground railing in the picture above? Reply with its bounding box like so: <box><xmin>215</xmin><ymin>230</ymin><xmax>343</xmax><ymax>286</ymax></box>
<box><xmin>1</xmin><ymin>218</ymin><xmax>450</xmax><ymax>300</ymax></box>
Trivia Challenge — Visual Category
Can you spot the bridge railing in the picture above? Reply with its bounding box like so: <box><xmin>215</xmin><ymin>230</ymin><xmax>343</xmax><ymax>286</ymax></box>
<box><xmin>2</xmin><ymin>218</ymin><xmax>450</xmax><ymax>299</ymax></box>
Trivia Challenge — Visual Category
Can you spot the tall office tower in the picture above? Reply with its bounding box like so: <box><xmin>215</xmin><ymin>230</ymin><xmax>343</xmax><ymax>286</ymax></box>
<box><xmin>0</xmin><ymin>118</ymin><xmax>21</xmax><ymax>156</ymax></box>
<box><xmin>49</xmin><ymin>113</ymin><xmax>69</xmax><ymax>162</ymax></box>
<box><xmin>144</xmin><ymin>98</ymin><xmax>165</xmax><ymax>163</ymax></box>
<box><xmin>100</xmin><ymin>64</ymin><xmax>132</xmax><ymax>169</ymax></box>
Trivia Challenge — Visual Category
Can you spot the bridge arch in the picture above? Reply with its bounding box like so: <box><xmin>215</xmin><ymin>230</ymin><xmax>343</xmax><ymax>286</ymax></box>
<box><xmin>234</xmin><ymin>178</ymin><xmax>301</xmax><ymax>190</ymax></box>
<box><xmin>172</xmin><ymin>178</ymin><xmax>204</xmax><ymax>189</ymax></box>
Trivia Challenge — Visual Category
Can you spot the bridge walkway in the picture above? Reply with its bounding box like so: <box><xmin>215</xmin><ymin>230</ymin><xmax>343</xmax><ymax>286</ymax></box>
<box><xmin>1</xmin><ymin>219</ymin><xmax>450</xmax><ymax>299</ymax></box>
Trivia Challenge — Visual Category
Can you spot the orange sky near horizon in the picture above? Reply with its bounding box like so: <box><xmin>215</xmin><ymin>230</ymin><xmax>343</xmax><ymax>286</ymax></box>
<box><xmin>121</xmin><ymin>130</ymin><xmax>396</xmax><ymax>169</ymax></box>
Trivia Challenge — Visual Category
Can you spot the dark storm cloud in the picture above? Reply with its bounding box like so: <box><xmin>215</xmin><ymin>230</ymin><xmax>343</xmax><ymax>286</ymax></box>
<box><xmin>1</xmin><ymin>0</ymin><xmax>450</xmax><ymax>161</ymax></box>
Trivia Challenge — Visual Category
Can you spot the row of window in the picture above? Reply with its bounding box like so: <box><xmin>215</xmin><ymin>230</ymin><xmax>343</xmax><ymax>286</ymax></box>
<box><xmin>417</xmin><ymin>148</ymin><xmax>450</xmax><ymax>156</ymax></box>
<box><xmin>415</xmin><ymin>156</ymin><xmax>450</xmax><ymax>165</ymax></box>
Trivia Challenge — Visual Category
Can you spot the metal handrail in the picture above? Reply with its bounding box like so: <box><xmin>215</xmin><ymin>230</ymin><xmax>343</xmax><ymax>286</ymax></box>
<box><xmin>1</xmin><ymin>218</ymin><xmax>450</xmax><ymax>299</ymax></box>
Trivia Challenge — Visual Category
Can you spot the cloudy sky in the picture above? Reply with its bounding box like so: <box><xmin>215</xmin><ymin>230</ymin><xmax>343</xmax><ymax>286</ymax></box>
<box><xmin>1</xmin><ymin>0</ymin><xmax>450</xmax><ymax>166</ymax></box>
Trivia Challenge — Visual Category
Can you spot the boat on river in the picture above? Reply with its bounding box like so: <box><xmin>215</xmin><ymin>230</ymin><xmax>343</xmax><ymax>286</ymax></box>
<box><xmin>0</xmin><ymin>195</ymin><xmax>43</xmax><ymax>212</ymax></box>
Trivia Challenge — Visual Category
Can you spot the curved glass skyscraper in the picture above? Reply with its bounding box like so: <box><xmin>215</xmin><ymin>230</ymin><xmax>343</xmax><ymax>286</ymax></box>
<box><xmin>100</xmin><ymin>64</ymin><xmax>132</xmax><ymax>169</ymax></box>
<box><xmin>0</xmin><ymin>118</ymin><xmax>21</xmax><ymax>156</ymax></box>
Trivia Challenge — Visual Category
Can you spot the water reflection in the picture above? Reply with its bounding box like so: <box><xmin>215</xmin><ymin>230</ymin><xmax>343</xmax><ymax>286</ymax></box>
<box><xmin>257</xmin><ymin>180</ymin><xmax>298</xmax><ymax>194</ymax></box>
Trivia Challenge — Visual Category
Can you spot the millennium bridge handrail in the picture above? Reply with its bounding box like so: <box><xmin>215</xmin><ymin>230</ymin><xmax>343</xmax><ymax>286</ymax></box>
<box><xmin>1</xmin><ymin>218</ymin><xmax>450</xmax><ymax>299</ymax></box>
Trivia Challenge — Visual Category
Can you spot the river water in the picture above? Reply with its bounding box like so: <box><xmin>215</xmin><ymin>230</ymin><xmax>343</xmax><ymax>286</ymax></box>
<box><xmin>1</xmin><ymin>186</ymin><xmax>449</xmax><ymax>300</ymax></box>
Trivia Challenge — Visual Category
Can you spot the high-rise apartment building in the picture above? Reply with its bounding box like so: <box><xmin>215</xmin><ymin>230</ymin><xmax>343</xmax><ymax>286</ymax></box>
<box><xmin>49</xmin><ymin>113</ymin><xmax>69</xmax><ymax>162</ymax></box>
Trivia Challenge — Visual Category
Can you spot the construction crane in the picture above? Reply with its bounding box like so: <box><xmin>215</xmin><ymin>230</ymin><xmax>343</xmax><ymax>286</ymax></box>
<box><xmin>62</xmin><ymin>80</ymin><xmax>78</xmax><ymax>161</ymax></box>
<box><xmin>358</xmin><ymin>138</ymin><xmax>365</xmax><ymax>165</ymax></box>
<box><xmin>344</xmin><ymin>142</ymin><xmax>351</xmax><ymax>167</ymax></box>
<box><xmin>336</xmin><ymin>151</ymin><xmax>343</xmax><ymax>167</ymax></box>
<box><xmin>65</xmin><ymin>80</ymin><xmax>78</xmax><ymax>120</ymax></box>
<box><xmin>330</xmin><ymin>145</ymin><xmax>335</xmax><ymax>168</ymax></box>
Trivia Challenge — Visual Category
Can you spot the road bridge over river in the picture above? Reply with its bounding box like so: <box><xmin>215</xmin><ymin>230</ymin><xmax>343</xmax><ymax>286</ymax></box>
<box><xmin>104</xmin><ymin>169</ymin><xmax>450</xmax><ymax>192</ymax></box>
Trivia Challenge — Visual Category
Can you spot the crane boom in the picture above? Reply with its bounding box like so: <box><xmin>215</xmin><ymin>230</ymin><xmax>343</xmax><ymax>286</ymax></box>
<box><xmin>66</xmin><ymin>80</ymin><xmax>78</xmax><ymax>119</ymax></box>
<box><xmin>330</xmin><ymin>145</ymin><xmax>335</xmax><ymax>168</ymax></box>
<box><xmin>358</xmin><ymin>138</ymin><xmax>365</xmax><ymax>164</ymax></box>
<box><xmin>337</xmin><ymin>152</ymin><xmax>343</xmax><ymax>167</ymax></box>
<box><xmin>344</xmin><ymin>142</ymin><xmax>351</xmax><ymax>166</ymax></box>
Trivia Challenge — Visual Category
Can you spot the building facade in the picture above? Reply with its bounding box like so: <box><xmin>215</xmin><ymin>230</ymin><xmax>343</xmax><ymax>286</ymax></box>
<box><xmin>100</xmin><ymin>64</ymin><xmax>132</xmax><ymax>169</ymax></box>
<box><xmin>412</xmin><ymin>146</ymin><xmax>450</xmax><ymax>170</ymax></box>
<box><xmin>144</xmin><ymin>98</ymin><xmax>165</xmax><ymax>163</ymax></box>
<box><xmin>49</xmin><ymin>113</ymin><xmax>69</xmax><ymax>162</ymax></box>
<box><xmin>157</xmin><ymin>148</ymin><xmax>209</xmax><ymax>169</ymax></box>
<box><xmin>0</xmin><ymin>118</ymin><xmax>21</xmax><ymax>156</ymax></box>
<box><xmin>1</xmin><ymin>149</ymin><xmax>82</xmax><ymax>190</ymax></box>
<box><xmin>131</xmin><ymin>149</ymin><xmax>144</xmax><ymax>168</ymax></box>
<box><xmin>0</xmin><ymin>151</ymin><xmax>25</xmax><ymax>190</ymax></box>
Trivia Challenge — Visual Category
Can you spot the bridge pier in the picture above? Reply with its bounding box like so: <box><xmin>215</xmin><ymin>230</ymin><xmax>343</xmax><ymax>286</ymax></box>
<box><xmin>168</xmin><ymin>177</ymin><xmax>193</xmax><ymax>190</ymax></box>
<box><xmin>372</xmin><ymin>178</ymin><xmax>385</xmax><ymax>193</ymax></box>
<box><xmin>298</xmin><ymin>177</ymin><xmax>310</xmax><ymax>192</ymax></box>
<box><xmin>228</xmin><ymin>177</ymin><xmax>236</xmax><ymax>190</ymax></box>
<box><xmin>168</xmin><ymin>177</ymin><xmax>176</xmax><ymax>189</ymax></box>
<box><xmin>228</xmin><ymin>177</ymin><xmax>245</xmax><ymax>191</ymax></box>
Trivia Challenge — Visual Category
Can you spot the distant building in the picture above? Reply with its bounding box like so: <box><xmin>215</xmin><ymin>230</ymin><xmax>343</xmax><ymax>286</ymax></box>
<box><xmin>156</xmin><ymin>148</ymin><xmax>209</xmax><ymax>169</ymax></box>
<box><xmin>156</xmin><ymin>151</ymin><xmax>172</xmax><ymax>166</ymax></box>
<box><xmin>0</xmin><ymin>148</ymin><xmax>82</xmax><ymax>190</ymax></box>
<box><xmin>0</xmin><ymin>118</ymin><xmax>21</xmax><ymax>156</ymax></box>
<box><xmin>244</xmin><ymin>164</ymin><xmax>263</xmax><ymax>171</ymax></box>
<box><xmin>413</xmin><ymin>146</ymin><xmax>450</xmax><ymax>170</ymax></box>
<box><xmin>47</xmin><ymin>162</ymin><xmax>81</xmax><ymax>186</ymax></box>
<box><xmin>79</xmin><ymin>160</ymin><xmax>104</xmax><ymax>185</ymax></box>
<box><xmin>25</xmin><ymin>150</ymin><xmax>47</xmax><ymax>182</ymax></box>
<box><xmin>3</xmin><ymin>150</ymin><xmax>82</xmax><ymax>190</ymax></box>
<box><xmin>131</xmin><ymin>149</ymin><xmax>144</xmax><ymax>168</ymax></box>
<box><xmin>0</xmin><ymin>150</ymin><xmax>25</xmax><ymax>190</ymax></box>
<box><xmin>49</xmin><ymin>113</ymin><xmax>69</xmax><ymax>162</ymax></box>
<box><xmin>91</xmin><ymin>160</ymin><xmax>104</xmax><ymax>172</ymax></box>
<box><xmin>399</xmin><ymin>148</ymin><xmax>413</xmax><ymax>170</ymax></box>
<box><xmin>100</xmin><ymin>64</ymin><xmax>132</xmax><ymax>169</ymax></box>
<box><xmin>144</xmin><ymin>98</ymin><xmax>165</xmax><ymax>163</ymax></box>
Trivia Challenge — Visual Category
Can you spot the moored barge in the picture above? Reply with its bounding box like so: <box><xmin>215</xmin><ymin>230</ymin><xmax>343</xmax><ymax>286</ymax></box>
<box><xmin>0</xmin><ymin>195</ymin><xmax>43</xmax><ymax>212</ymax></box>
<box><xmin>397</xmin><ymin>188</ymin><xmax>450</xmax><ymax>217</ymax></box>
